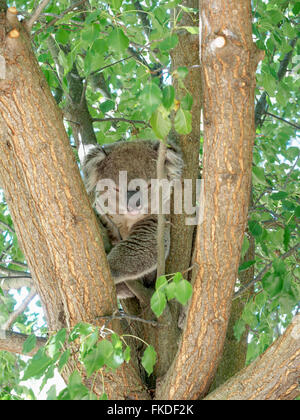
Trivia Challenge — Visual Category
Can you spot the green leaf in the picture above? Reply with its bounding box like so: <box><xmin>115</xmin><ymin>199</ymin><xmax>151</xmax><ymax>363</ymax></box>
<box><xmin>150</xmin><ymin>107</ymin><xmax>171</xmax><ymax>139</ymax></box>
<box><xmin>162</xmin><ymin>85</ymin><xmax>175</xmax><ymax>109</ymax></box>
<box><xmin>81</xmin><ymin>24</ymin><xmax>100</xmax><ymax>44</ymax></box>
<box><xmin>58</xmin><ymin>349</ymin><xmax>70</xmax><ymax>372</ymax></box>
<box><xmin>141</xmin><ymin>345</ymin><xmax>157</xmax><ymax>376</ymax></box>
<box><xmin>155</xmin><ymin>275</ymin><xmax>168</xmax><ymax>291</ymax></box>
<box><xmin>68</xmin><ymin>370</ymin><xmax>90</xmax><ymax>400</ymax></box>
<box><xmin>69</xmin><ymin>322</ymin><xmax>93</xmax><ymax>342</ymax></box>
<box><xmin>241</xmin><ymin>236</ymin><xmax>250</xmax><ymax>258</ymax></box>
<box><xmin>123</xmin><ymin>346</ymin><xmax>131</xmax><ymax>363</ymax></box>
<box><xmin>107</xmin><ymin>0</ymin><xmax>122</xmax><ymax>9</ymax></box>
<box><xmin>181</xmin><ymin>93</ymin><xmax>193</xmax><ymax>110</ymax></box>
<box><xmin>56</xmin><ymin>29</ymin><xmax>69</xmax><ymax>45</ymax></box>
<box><xmin>283</xmin><ymin>227</ymin><xmax>290</xmax><ymax>251</ymax></box>
<box><xmin>233</xmin><ymin>319</ymin><xmax>246</xmax><ymax>342</ymax></box>
<box><xmin>293</xmin><ymin>3</ymin><xmax>300</xmax><ymax>15</ymax></box>
<box><xmin>174</xmin><ymin>108</ymin><xmax>192</xmax><ymax>135</ymax></box>
<box><xmin>140</xmin><ymin>83</ymin><xmax>162</xmax><ymax>115</ymax></box>
<box><xmin>262</xmin><ymin>273</ymin><xmax>283</xmax><ymax>298</ymax></box>
<box><xmin>159</xmin><ymin>34</ymin><xmax>178</xmax><ymax>52</ymax></box>
<box><xmin>150</xmin><ymin>290</ymin><xmax>167</xmax><ymax>317</ymax></box>
<box><xmin>47</xmin><ymin>328</ymin><xmax>66</xmax><ymax>358</ymax></box>
<box><xmin>165</xmin><ymin>282</ymin><xmax>176</xmax><ymax>300</ymax></box>
<box><xmin>181</xmin><ymin>26</ymin><xmax>199</xmax><ymax>34</ymax></box>
<box><xmin>174</xmin><ymin>279</ymin><xmax>193</xmax><ymax>305</ymax></box>
<box><xmin>176</xmin><ymin>66</ymin><xmax>189</xmax><ymax>79</ymax></box>
<box><xmin>262</xmin><ymin>73</ymin><xmax>276</xmax><ymax>96</ymax></box>
<box><xmin>248</xmin><ymin>220</ymin><xmax>263</xmax><ymax>238</ymax></box>
<box><xmin>22</xmin><ymin>334</ymin><xmax>36</xmax><ymax>354</ymax></box>
<box><xmin>46</xmin><ymin>385</ymin><xmax>57</xmax><ymax>400</ymax></box>
<box><xmin>173</xmin><ymin>272</ymin><xmax>183</xmax><ymax>284</ymax></box>
<box><xmin>238</xmin><ymin>260</ymin><xmax>255</xmax><ymax>272</ymax></box>
<box><xmin>100</xmin><ymin>100</ymin><xmax>115</xmax><ymax>113</ymax></box>
<box><xmin>108</xmin><ymin>28</ymin><xmax>129</xmax><ymax>53</ymax></box>
<box><xmin>252</xmin><ymin>166</ymin><xmax>269</xmax><ymax>186</ymax></box>
<box><xmin>270</xmin><ymin>191</ymin><xmax>288</xmax><ymax>201</ymax></box>
<box><xmin>22</xmin><ymin>348</ymin><xmax>52</xmax><ymax>381</ymax></box>
<box><xmin>83</xmin><ymin>339</ymin><xmax>114</xmax><ymax>377</ymax></box>
<box><xmin>273</xmin><ymin>259</ymin><xmax>286</xmax><ymax>276</ymax></box>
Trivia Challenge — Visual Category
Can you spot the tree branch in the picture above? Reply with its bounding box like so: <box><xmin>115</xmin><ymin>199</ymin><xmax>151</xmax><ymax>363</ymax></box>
<box><xmin>92</xmin><ymin>117</ymin><xmax>150</xmax><ymax>127</ymax></box>
<box><xmin>156</xmin><ymin>0</ymin><xmax>262</xmax><ymax>400</ymax></box>
<box><xmin>0</xmin><ymin>220</ymin><xmax>15</xmax><ymax>234</ymax></box>
<box><xmin>156</xmin><ymin>141</ymin><xmax>167</xmax><ymax>279</ymax></box>
<box><xmin>1</xmin><ymin>288</ymin><xmax>36</xmax><ymax>331</ymax></box>
<box><xmin>205</xmin><ymin>314</ymin><xmax>300</xmax><ymax>400</ymax></box>
<box><xmin>33</xmin><ymin>0</ymin><xmax>88</xmax><ymax>36</ymax></box>
<box><xmin>255</xmin><ymin>37</ymin><xmax>297</xmax><ymax>128</ymax></box>
<box><xmin>0</xmin><ymin>329</ymin><xmax>47</xmax><ymax>356</ymax></box>
<box><xmin>25</xmin><ymin>0</ymin><xmax>52</xmax><ymax>31</ymax></box>
<box><xmin>0</xmin><ymin>276</ymin><xmax>33</xmax><ymax>291</ymax></box>
<box><xmin>265</xmin><ymin>111</ymin><xmax>300</xmax><ymax>130</ymax></box>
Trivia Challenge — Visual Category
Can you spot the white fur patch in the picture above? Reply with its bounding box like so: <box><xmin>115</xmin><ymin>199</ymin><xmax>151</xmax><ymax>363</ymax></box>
<box><xmin>78</xmin><ymin>143</ymin><xmax>95</xmax><ymax>164</ymax></box>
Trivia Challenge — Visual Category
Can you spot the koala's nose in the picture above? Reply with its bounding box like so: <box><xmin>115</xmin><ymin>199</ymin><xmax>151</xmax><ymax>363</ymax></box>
<box><xmin>127</xmin><ymin>190</ymin><xmax>141</xmax><ymax>211</ymax></box>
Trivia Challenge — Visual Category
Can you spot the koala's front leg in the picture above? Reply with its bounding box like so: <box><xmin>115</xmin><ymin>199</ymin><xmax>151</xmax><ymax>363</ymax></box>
<box><xmin>107</xmin><ymin>216</ymin><xmax>170</xmax><ymax>286</ymax></box>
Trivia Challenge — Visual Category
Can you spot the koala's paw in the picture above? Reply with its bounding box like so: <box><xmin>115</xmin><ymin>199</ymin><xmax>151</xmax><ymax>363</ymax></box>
<box><xmin>116</xmin><ymin>283</ymin><xmax>135</xmax><ymax>299</ymax></box>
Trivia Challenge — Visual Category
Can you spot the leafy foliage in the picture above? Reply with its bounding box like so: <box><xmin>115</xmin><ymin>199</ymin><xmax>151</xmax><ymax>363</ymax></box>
<box><xmin>6</xmin><ymin>322</ymin><xmax>156</xmax><ymax>400</ymax></box>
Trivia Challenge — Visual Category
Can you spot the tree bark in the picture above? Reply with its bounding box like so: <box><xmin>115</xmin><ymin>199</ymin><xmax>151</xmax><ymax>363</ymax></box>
<box><xmin>167</xmin><ymin>0</ymin><xmax>201</xmax><ymax>277</ymax></box>
<box><xmin>0</xmin><ymin>8</ymin><xmax>148</xmax><ymax>399</ymax></box>
<box><xmin>205</xmin><ymin>314</ymin><xmax>300</xmax><ymax>400</ymax></box>
<box><xmin>0</xmin><ymin>330</ymin><xmax>46</xmax><ymax>356</ymax></box>
<box><xmin>156</xmin><ymin>0</ymin><xmax>263</xmax><ymax>400</ymax></box>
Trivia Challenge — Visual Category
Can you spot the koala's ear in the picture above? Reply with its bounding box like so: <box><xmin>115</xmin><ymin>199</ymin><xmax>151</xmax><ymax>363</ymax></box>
<box><xmin>78</xmin><ymin>143</ymin><xmax>96</xmax><ymax>164</ymax></box>
<box><xmin>79</xmin><ymin>144</ymin><xmax>107</xmax><ymax>193</ymax></box>
<box><xmin>165</xmin><ymin>144</ymin><xmax>183</xmax><ymax>181</ymax></box>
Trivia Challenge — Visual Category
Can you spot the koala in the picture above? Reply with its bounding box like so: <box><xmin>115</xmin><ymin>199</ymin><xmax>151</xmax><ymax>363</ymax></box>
<box><xmin>79</xmin><ymin>140</ymin><xmax>182</xmax><ymax>300</ymax></box>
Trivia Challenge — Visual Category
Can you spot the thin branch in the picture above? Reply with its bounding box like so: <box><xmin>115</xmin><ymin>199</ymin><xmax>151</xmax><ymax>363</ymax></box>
<box><xmin>234</xmin><ymin>242</ymin><xmax>300</xmax><ymax>299</ymax></box>
<box><xmin>265</xmin><ymin>111</ymin><xmax>300</xmax><ymax>130</ymax></box>
<box><xmin>89</xmin><ymin>54</ymin><xmax>136</xmax><ymax>77</ymax></box>
<box><xmin>1</xmin><ymin>288</ymin><xmax>36</xmax><ymax>331</ymax></box>
<box><xmin>0</xmin><ymin>220</ymin><xmax>15</xmax><ymax>235</ymax></box>
<box><xmin>97</xmin><ymin>311</ymin><xmax>158</xmax><ymax>327</ymax></box>
<box><xmin>283</xmin><ymin>153</ymin><xmax>300</xmax><ymax>189</ymax></box>
<box><xmin>0</xmin><ymin>266</ymin><xmax>31</xmax><ymax>277</ymax></box>
<box><xmin>26</xmin><ymin>0</ymin><xmax>52</xmax><ymax>31</ymax></box>
<box><xmin>156</xmin><ymin>141</ymin><xmax>167</xmax><ymax>279</ymax></box>
<box><xmin>134</xmin><ymin>1</ymin><xmax>151</xmax><ymax>36</ymax></box>
<box><xmin>0</xmin><ymin>276</ymin><xmax>33</xmax><ymax>291</ymax></box>
<box><xmin>33</xmin><ymin>0</ymin><xmax>88</xmax><ymax>36</ymax></box>
<box><xmin>92</xmin><ymin>117</ymin><xmax>150</xmax><ymax>127</ymax></box>
<box><xmin>255</xmin><ymin>37</ymin><xmax>297</xmax><ymax>128</ymax></box>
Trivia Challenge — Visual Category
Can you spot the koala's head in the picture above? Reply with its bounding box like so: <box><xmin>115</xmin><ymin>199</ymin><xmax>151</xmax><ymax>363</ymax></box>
<box><xmin>79</xmin><ymin>140</ymin><xmax>182</xmax><ymax>218</ymax></box>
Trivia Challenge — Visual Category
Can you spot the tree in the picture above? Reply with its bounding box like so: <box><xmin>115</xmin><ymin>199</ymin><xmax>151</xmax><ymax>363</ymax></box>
<box><xmin>0</xmin><ymin>0</ymin><xmax>299</xmax><ymax>400</ymax></box>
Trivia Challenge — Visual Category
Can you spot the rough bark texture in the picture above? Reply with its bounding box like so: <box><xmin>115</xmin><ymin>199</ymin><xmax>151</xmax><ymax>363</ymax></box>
<box><xmin>0</xmin><ymin>330</ymin><xmax>46</xmax><ymax>356</ymax></box>
<box><xmin>166</xmin><ymin>0</ymin><xmax>201</xmax><ymax>277</ymax></box>
<box><xmin>210</xmin><ymin>229</ymin><xmax>255</xmax><ymax>390</ymax></box>
<box><xmin>0</xmin><ymin>9</ymin><xmax>148</xmax><ymax>399</ymax></box>
<box><xmin>156</xmin><ymin>0</ymin><xmax>262</xmax><ymax>400</ymax></box>
<box><xmin>205</xmin><ymin>314</ymin><xmax>300</xmax><ymax>400</ymax></box>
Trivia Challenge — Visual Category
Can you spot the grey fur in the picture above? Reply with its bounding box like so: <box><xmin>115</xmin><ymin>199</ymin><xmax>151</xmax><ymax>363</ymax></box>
<box><xmin>81</xmin><ymin>140</ymin><xmax>182</xmax><ymax>299</ymax></box>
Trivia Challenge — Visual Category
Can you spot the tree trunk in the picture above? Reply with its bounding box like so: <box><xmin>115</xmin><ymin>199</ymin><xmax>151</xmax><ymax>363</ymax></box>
<box><xmin>156</xmin><ymin>0</ymin><xmax>263</xmax><ymax>400</ymax></box>
<box><xmin>166</xmin><ymin>0</ymin><xmax>201</xmax><ymax>277</ymax></box>
<box><xmin>0</xmin><ymin>8</ymin><xmax>148</xmax><ymax>399</ymax></box>
<box><xmin>205</xmin><ymin>314</ymin><xmax>300</xmax><ymax>400</ymax></box>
